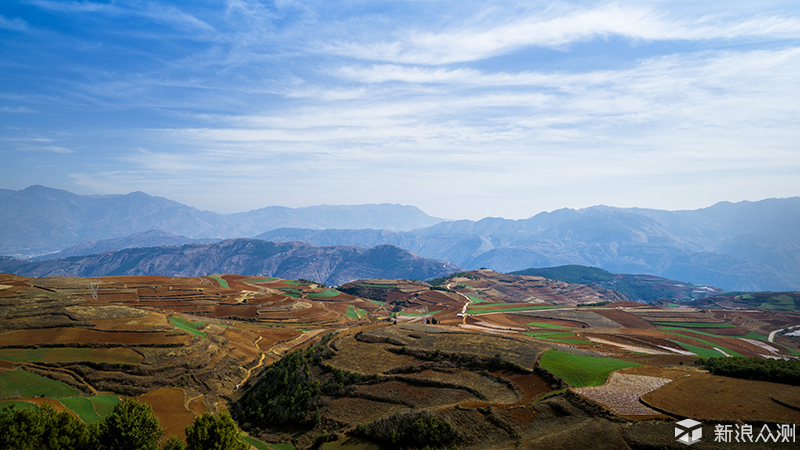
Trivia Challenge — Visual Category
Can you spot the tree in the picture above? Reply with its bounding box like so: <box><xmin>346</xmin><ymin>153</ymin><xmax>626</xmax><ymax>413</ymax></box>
<box><xmin>98</xmin><ymin>398</ymin><xmax>163</xmax><ymax>450</ymax></box>
<box><xmin>162</xmin><ymin>436</ymin><xmax>186</xmax><ymax>450</ymax></box>
<box><xmin>0</xmin><ymin>403</ymin><xmax>96</xmax><ymax>450</ymax></box>
<box><xmin>185</xmin><ymin>412</ymin><xmax>248</xmax><ymax>450</ymax></box>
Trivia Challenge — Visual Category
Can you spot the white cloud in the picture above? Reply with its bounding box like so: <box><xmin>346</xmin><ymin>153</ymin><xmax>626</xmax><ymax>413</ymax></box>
<box><xmin>324</xmin><ymin>4</ymin><xmax>800</xmax><ymax>64</ymax></box>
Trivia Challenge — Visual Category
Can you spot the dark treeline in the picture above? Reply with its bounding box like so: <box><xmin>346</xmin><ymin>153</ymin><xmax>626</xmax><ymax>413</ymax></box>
<box><xmin>698</xmin><ymin>357</ymin><xmax>800</xmax><ymax>385</ymax></box>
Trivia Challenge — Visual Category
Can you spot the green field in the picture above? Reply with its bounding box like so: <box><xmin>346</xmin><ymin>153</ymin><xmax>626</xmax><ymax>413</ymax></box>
<box><xmin>345</xmin><ymin>305</ymin><xmax>360</xmax><ymax>319</ymax></box>
<box><xmin>88</xmin><ymin>395</ymin><xmax>120</xmax><ymax>417</ymax></box>
<box><xmin>247</xmin><ymin>277</ymin><xmax>279</xmax><ymax>283</ymax></box>
<box><xmin>467</xmin><ymin>295</ymin><xmax>488</xmax><ymax>304</ymax></box>
<box><xmin>528</xmin><ymin>322</ymin><xmax>569</xmax><ymax>329</ymax></box>
<box><xmin>241</xmin><ymin>436</ymin><xmax>297</xmax><ymax>450</ymax></box>
<box><xmin>667</xmin><ymin>303</ymin><xmax>681</xmax><ymax>308</ymax></box>
<box><xmin>667</xmin><ymin>339</ymin><xmax>726</xmax><ymax>358</ymax></box>
<box><xmin>284</xmin><ymin>280</ymin><xmax>310</xmax><ymax>285</ymax></box>
<box><xmin>759</xmin><ymin>295</ymin><xmax>795</xmax><ymax>310</ymax></box>
<box><xmin>170</xmin><ymin>316</ymin><xmax>208</xmax><ymax>338</ymax></box>
<box><xmin>659</xmin><ymin>329</ymin><xmax>742</xmax><ymax>357</ymax></box>
<box><xmin>652</xmin><ymin>322</ymin><xmax>735</xmax><ymax>328</ymax></box>
<box><xmin>539</xmin><ymin>350</ymin><xmax>640</xmax><ymax>387</ymax></box>
<box><xmin>0</xmin><ymin>347</ymin><xmax>142</xmax><ymax>365</ymax></box>
<box><xmin>0</xmin><ymin>400</ymin><xmax>38</xmax><ymax>411</ymax></box>
<box><xmin>0</xmin><ymin>370</ymin><xmax>81</xmax><ymax>399</ymax></box>
<box><xmin>208</xmin><ymin>275</ymin><xmax>229</xmax><ymax>288</ymax></box>
<box><xmin>307</xmin><ymin>289</ymin><xmax>341</xmax><ymax>298</ymax></box>
<box><xmin>523</xmin><ymin>332</ymin><xmax>587</xmax><ymax>345</ymax></box>
<box><xmin>59</xmin><ymin>396</ymin><xmax>103</xmax><ymax>423</ymax></box>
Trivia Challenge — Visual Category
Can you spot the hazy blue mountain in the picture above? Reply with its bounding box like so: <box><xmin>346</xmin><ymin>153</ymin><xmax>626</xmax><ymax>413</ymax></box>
<box><xmin>0</xmin><ymin>186</ymin><xmax>443</xmax><ymax>257</ymax></box>
<box><xmin>3</xmin><ymin>186</ymin><xmax>797</xmax><ymax>291</ymax></box>
<box><xmin>0</xmin><ymin>239</ymin><xmax>462</xmax><ymax>286</ymax></box>
<box><xmin>32</xmin><ymin>230</ymin><xmax>219</xmax><ymax>260</ymax></box>
<box><xmin>257</xmin><ymin>198</ymin><xmax>800</xmax><ymax>291</ymax></box>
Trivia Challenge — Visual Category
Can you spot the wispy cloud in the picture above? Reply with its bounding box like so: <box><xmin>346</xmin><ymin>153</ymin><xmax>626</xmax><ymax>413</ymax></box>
<box><xmin>325</xmin><ymin>4</ymin><xmax>800</xmax><ymax>64</ymax></box>
<box><xmin>0</xmin><ymin>14</ymin><xmax>30</xmax><ymax>32</ymax></box>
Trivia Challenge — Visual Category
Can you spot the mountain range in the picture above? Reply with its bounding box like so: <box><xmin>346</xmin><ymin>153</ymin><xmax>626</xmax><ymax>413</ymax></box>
<box><xmin>0</xmin><ymin>185</ymin><xmax>443</xmax><ymax>257</ymax></box>
<box><xmin>0</xmin><ymin>239</ymin><xmax>461</xmax><ymax>287</ymax></box>
<box><xmin>1</xmin><ymin>185</ymin><xmax>799</xmax><ymax>291</ymax></box>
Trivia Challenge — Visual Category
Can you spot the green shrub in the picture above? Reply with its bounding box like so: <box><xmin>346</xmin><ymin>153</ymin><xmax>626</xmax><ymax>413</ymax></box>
<box><xmin>354</xmin><ymin>411</ymin><xmax>460</xmax><ymax>449</ymax></box>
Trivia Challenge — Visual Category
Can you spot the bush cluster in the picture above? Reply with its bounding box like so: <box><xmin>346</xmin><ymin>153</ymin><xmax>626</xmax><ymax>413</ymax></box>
<box><xmin>235</xmin><ymin>334</ymin><xmax>363</xmax><ymax>430</ymax></box>
<box><xmin>0</xmin><ymin>398</ymin><xmax>248</xmax><ymax>450</ymax></box>
<box><xmin>427</xmin><ymin>272</ymin><xmax>478</xmax><ymax>286</ymax></box>
<box><xmin>354</xmin><ymin>411</ymin><xmax>461</xmax><ymax>450</ymax></box>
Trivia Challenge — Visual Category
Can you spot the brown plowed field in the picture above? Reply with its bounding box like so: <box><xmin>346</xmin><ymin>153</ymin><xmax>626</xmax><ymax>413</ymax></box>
<box><xmin>91</xmin><ymin>312</ymin><xmax>171</xmax><ymax>331</ymax></box>
<box><xmin>252</xmin><ymin>327</ymin><xmax>303</xmax><ymax>351</ymax></box>
<box><xmin>641</xmin><ymin>373</ymin><xmax>800</xmax><ymax>423</ymax></box>
<box><xmin>213</xmin><ymin>304</ymin><xmax>258</xmax><ymax>318</ymax></box>
<box><xmin>0</xmin><ymin>328</ymin><xmax>191</xmax><ymax>346</ymax></box>
<box><xmin>140</xmin><ymin>388</ymin><xmax>197</xmax><ymax>439</ymax></box>
<box><xmin>593</xmin><ymin>309</ymin><xmax>654</xmax><ymax>329</ymax></box>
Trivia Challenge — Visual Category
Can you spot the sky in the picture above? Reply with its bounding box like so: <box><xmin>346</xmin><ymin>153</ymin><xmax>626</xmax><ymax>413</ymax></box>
<box><xmin>1</xmin><ymin>0</ymin><xmax>799</xmax><ymax>220</ymax></box>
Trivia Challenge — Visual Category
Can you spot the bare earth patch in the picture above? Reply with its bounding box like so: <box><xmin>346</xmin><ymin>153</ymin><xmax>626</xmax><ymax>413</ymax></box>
<box><xmin>574</xmin><ymin>372</ymin><xmax>671</xmax><ymax>416</ymax></box>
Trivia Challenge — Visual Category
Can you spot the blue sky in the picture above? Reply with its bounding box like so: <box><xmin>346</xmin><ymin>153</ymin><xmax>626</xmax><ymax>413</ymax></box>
<box><xmin>1</xmin><ymin>1</ymin><xmax>799</xmax><ymax>220</ymax></box>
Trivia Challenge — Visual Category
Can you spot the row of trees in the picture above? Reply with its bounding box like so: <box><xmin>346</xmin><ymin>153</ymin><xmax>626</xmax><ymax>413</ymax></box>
<box><xmin>0</xmin><ymin>398</ymin><xmax>249</xmax><ymax>450</ymax></box>
<box><xmin>698</xmin><ymin>356</ymin><xmax>800</xmax><ymax>385</ymax></box>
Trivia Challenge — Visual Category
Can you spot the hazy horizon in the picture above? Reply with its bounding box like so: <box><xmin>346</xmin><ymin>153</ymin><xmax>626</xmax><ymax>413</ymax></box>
<box><xmin>7</xmin><ymin>184</ymin><xmax>798</xmax><ymax>223</ymax></box>
<box><xmin>2</xmin><ymin>1</ymin><xmax>799</xmax><ymax>220</ymax></box>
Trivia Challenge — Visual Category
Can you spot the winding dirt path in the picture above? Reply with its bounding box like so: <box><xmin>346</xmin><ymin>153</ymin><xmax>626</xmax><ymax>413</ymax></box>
<box><xmin>447</xmin><ymin>283</ymin><xmax>473</xmax><ymax>325</ymax></box>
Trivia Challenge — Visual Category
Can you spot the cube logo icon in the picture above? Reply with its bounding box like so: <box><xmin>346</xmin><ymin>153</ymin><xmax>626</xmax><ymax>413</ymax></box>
<box><xmin>676</xmin><ymin>419</ymin><xmax>702</xmax><ymax>445</ymax></box>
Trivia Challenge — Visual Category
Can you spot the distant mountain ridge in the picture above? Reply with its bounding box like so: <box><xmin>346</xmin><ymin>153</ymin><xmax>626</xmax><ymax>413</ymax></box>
<box><xmin>256</xmin><ymin>198</ymin><xmax>800</xmax><ymax>291</ymax></box>
<box><xmin>0</xmin><ymin>239</ymin><xmax>462</xmax><ymax>286</ymax></box>
<box><xmin>0</xmin><ymin>185</ymin><xmax>443</xmax><ymax>257</ymax></box>
<box><xmin>2</xmin><ymin>185</ymin><xmax>798</xmax><ymax>291</ymax></box>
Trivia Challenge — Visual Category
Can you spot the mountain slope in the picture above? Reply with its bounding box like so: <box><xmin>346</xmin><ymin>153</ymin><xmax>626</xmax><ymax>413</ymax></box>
<box><xmin>0</xmin><ymin>239</ymin><xmax>462</xmax><ymax>286</ymax></box>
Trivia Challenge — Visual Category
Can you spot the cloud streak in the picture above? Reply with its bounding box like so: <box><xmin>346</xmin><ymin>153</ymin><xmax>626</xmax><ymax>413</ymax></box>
<box><xmin>325</xmin><ymin>4</ymin><xmax>800</xmax><ymax>64</ymax></box>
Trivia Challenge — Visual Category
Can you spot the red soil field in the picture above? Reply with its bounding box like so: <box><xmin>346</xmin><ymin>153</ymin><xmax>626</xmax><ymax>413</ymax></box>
<box><xmin>92</xmin><ymin>312</ymin><xmax>171</xmax><ymax>331</ymax></box>
<box><xmin>251</xmin><ymin>328</ymin><xmax>304</xmax><ymax>351</ymax></box>
<box><xmin>187</xmin><ymin>396</ymin><xmax>206</xmax><ymax>417</ymax></box>
<box><xmin>593</xmin><ymin>309</ymin><xmax>654</xmax><ymax>329</ymax></box>
<box><xmin>213</xmin><ymin>304</ymin><xmax>258</xmax><ymax>318</ymax></box>
<box><xmin>140</xmin><ymin>388</ymin><xmax>197</xmax><ymax>440</ymax></box>
<box><xmin>0</xmin><ymin>328</ymin><xmax>191</xmax><ymax>346</ymax></box>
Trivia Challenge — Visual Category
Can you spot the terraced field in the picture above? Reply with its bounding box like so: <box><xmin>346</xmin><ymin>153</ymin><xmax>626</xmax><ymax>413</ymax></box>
<box><xmin>2</xmin><ymin>269</ymin><xmax>799</xmax><ymax>450</ymax></box>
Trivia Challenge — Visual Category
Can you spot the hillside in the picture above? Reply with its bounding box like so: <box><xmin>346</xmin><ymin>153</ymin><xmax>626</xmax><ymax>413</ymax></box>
<box><xmin>0</xmin><ymin>239</ymin><xmax>461</xmax><ymax>286</ymax></box>
<box><xmin>511</xmin><ymin>265</ymin><xmax>724</xmax><ymax>302</ymax></box>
